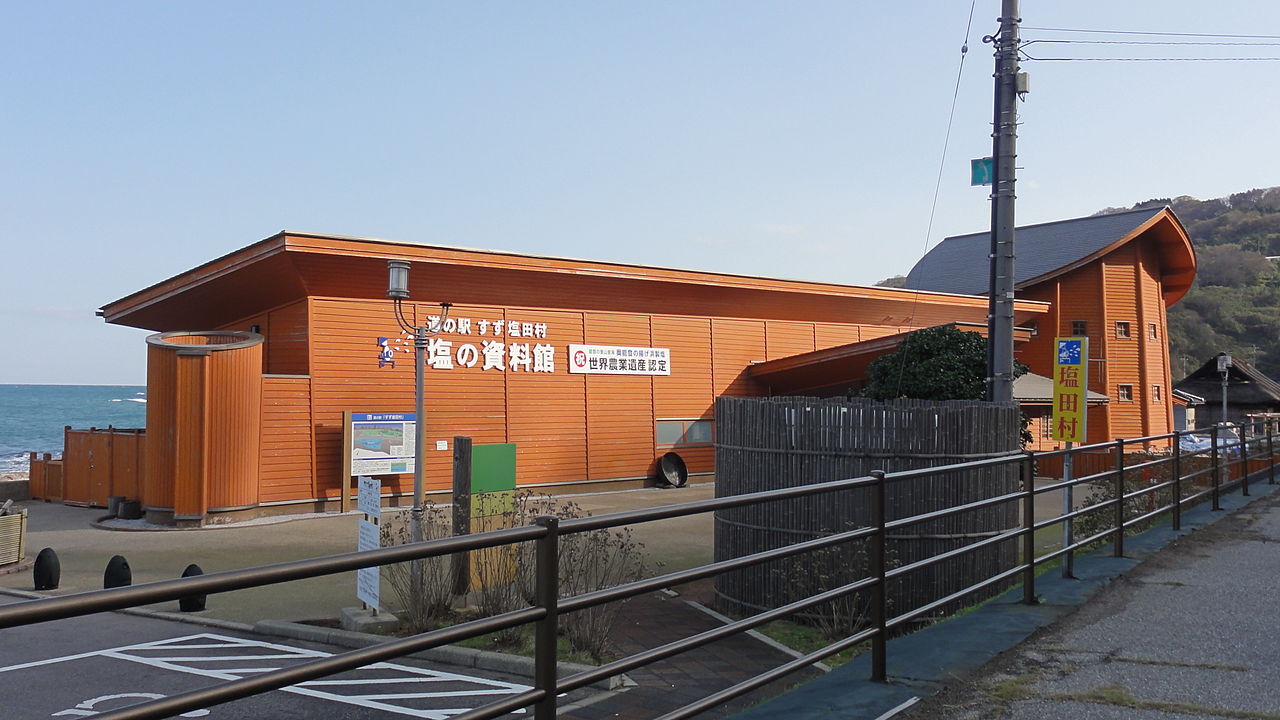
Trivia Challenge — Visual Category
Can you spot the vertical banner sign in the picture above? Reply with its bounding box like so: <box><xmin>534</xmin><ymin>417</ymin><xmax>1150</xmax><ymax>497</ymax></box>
<box><xmin>356</xmin><ymin>476</ymin><xmax>381</xmax><ymax>610</ymax></box>
<box><xmin>1052</xmin><ymin>337</ymin><xmax>1089</xmax><ymax>443</ymax></box>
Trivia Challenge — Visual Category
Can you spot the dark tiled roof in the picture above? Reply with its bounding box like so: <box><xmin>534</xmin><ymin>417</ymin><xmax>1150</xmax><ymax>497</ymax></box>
<box><xmin>904</xmin><ymin>207</ymin><xmax>1166</xmax><ymax>295</ymax></box>
<box><xmin>1175</xmin><ymin>353</ymin><xmax>1280</xmax><ymax>404</ymax></box>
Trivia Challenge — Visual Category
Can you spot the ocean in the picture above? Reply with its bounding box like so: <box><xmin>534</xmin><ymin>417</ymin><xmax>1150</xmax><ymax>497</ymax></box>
<box><xmin>0</xmin><ymin>384</ymin><xmax>148</xmax><ymax>474</ymax></box>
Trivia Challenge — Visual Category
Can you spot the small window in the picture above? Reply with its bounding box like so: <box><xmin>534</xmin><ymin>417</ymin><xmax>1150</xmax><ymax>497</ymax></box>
<box><xmin>1152</xmin><ymin>385</ymin><xmax>1162</xmax><ymax>402</ymax></box>
<box><xmin>1071</xmin><ymin>321</ymin><xmax>1087</xmax><ymax>336</ymax></box>
<box><xmin>1148</xmin><ymin>323</ymin><xmax>1158</xmax><ymax>340</ymax></box>
<box><xmin>1039</xmin><ymin>413</ymin><xmax>1053</xmax><ymax>439</ymax></box>
<box><xmin>1118</xmin><ymin>384</ymin><xmax>1134</xmax><ymax>401</ymax></box>
<box><xmin>1115</xmin><ymin>321</ymin><xmax>1131</xmax><ymax>339</ymax></box>
<box><xmin>657</xmin><ymin>419</ymin><xmax>714</xmax><ymax>447</ymax></box>
<box><xmin>1026</xmin><ymin>321</ymin><xmax>1038</xmax><ymax>337</ymax></box>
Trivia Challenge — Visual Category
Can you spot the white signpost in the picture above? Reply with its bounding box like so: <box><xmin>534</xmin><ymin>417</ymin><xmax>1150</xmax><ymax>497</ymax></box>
<box><xmin>355</xmin><ymin>476</ymin><xmax>381</xmax><ymax>610</ymax></box>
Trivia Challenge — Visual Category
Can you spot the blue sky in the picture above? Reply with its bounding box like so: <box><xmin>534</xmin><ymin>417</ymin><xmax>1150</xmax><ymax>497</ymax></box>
<box><xmin>4</xmin><ymin>1</ymin><xmax>1279</xmax><ymax>385</ymax></box>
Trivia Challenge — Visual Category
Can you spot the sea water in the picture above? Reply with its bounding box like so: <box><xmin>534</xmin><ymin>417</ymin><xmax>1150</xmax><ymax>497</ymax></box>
<box><xmin>0</xmin><ymin>385</ymin><xmax>147</xmax><ymax>473</ymax></box>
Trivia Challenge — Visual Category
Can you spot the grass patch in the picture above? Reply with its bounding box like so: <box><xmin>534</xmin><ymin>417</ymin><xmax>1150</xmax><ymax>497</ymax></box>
<box><xmin>453</xmin><ymin>630</ymin><xmax>602</xmax><ymax>666</ymax></box>
<box><xmin>1053</xmin><ymin>683</ymin><xmax>1280</xmax><ymax>720</ymax></box>
<box><xmin>754</xmin><ymin>619</ymin><xmax>864</xmax><ymax>668</ymax></box>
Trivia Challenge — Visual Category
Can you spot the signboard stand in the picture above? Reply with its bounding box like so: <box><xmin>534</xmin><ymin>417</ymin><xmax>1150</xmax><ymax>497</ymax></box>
<box><xmin>356</xmin><ymin>476</ymin><xmax>382</xmax><ymax>612</ymax></box>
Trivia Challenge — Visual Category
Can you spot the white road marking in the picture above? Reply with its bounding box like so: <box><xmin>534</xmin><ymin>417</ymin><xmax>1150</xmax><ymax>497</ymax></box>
<box><xmin>0</xmin><ymin>632</ymin><xmax>532</xmax><ymax>719</ymax></box>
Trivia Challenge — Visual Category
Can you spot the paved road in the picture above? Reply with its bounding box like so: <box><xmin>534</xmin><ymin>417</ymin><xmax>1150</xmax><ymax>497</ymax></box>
<box><xmin>898</xmin><ymin>487</ymin><xmax>1280</xmax><ymax>720</ymax></box>
<box><xmin>0</xmin><ymin>598</ymin><xmax>538</xmax><ymax>720</ymax></box>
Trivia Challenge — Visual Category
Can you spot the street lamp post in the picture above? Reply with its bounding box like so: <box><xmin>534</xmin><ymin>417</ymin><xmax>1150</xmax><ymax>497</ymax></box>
<box><xmin>387</xmin><ymin>260</ymin><xmax>451</xmax><ymax>560</ymax></box>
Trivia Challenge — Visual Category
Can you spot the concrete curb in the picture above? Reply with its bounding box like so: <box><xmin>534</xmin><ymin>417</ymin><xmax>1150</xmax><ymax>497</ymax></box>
<box><xmin>253</xmin><ymin>619</ymin><xmax>630</xmax><ymax>691</ymax></box>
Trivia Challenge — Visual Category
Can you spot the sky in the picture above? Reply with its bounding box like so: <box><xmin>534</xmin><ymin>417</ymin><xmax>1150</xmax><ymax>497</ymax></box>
<box><xmin>3</xmin><ymin>1</ymin><xmax>1279</xmax><ymax>385</ymax></box>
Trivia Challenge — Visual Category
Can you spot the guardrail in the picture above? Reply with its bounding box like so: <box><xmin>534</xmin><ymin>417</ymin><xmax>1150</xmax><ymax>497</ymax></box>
<box><xmin>1</xmin><ymin>420</ymin><xmax>1275</xmax><ymax>720</ymax></box>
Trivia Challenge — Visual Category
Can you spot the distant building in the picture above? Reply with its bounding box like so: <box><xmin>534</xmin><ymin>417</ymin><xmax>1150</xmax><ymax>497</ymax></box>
<box><xmin>1174</xmin><ymin>353</ymin><xmax>1280</xmax><ymax>427</ymax></box>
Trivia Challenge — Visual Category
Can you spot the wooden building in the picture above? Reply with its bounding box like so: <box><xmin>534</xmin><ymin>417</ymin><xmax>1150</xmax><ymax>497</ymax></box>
<box><xmin>98</xmin><ymin>232</ymin><xmax>1049</xmax><ymax>524</ymax></box>
<box><xmin>906</xmin><ymin>206</ymin><xmax>1196</xmax><ymax>446</ymax></box>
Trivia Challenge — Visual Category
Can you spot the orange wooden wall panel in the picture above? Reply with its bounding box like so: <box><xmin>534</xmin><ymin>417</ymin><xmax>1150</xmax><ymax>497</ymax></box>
<box><xmin>652</xmin><ymin>316</ymin><xmax>714</xmax><ymax>420</ymax></box>
<box><xmin>585</xmin><ymin>313</ymin><xmax>655</xmax><ymax>480</ymax></box>
<box><xmin>144</xmin><ymin>343</ymin><xmax>177</xmax><ymax>511</ymax></box>
<box><xmin>815</xmin><ymin>324</ymin><xmax>861</xmax><ymax>349</ymax></box>
<box><xmin>712</xmin><ymin>319</ymin><xmax>766</xmax><ymax>398</ymax></box>
<box><xmin>260</xmin><ymin>376</ymin><xmax>315</xmax><ymax>503</ymax></box>
<box><xmin>765</xmin><ymin>321</ymin><xmax>816</xmax><ymax>361</ymax></box>
<box><xmin>268</xmin><ymin>300</ymin><xmax>309</xmax><ymax>375</ymax></box>
<box><xmin>203</xmin><ymin>345</ymin><xmax>263</xmax><ymax>511</ymax></box>
<box><xmin>507</xmin><ymin>309</ymin><xmax>587</xmax><ymax>485</ymax></box>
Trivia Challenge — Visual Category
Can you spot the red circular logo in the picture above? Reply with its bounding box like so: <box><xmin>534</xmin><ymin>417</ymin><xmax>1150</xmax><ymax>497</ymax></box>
<box><xmin>573</xmin><ymin>350</ymin><xmax>587</xmax><ymax>367</ymax></box>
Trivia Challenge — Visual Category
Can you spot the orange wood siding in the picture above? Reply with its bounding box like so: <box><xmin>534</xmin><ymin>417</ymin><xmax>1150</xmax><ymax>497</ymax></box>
<box><xmin>144</xmin><ymin>342</ymin><xmax>177</xmax><ymax>512</ymax></box>
<box><xmin>506</xmin><ymin>309</ymin><xmax>587</xmax><ymax>485</ymax></box>
<box><xmin>268</xmin><ymin>301</ymin><xmax>309</xmax><ymax>375</ymax></box>
<box><xmin>260</xmin><ymin>376</ymin><xmax>314</xmax><ymax>503</ymax></box>
<box><xmin>1103</xmin><ymin>244</ymin><xmax>1144</xmax><ymax>439</ymax></box>
<box><xmin>712</xmin><ymin>319</ymin><xmax>766</xmax><ymax>398</ymax></box>
<box><xmin>585</xmin><ymin>313</ymin><xmax>655</xmax><ymax>480</ymax></box>
<box><xmin>765</xmin><ymin>321</ymin><xmax>816</xmax><ymax>361</ymax></box>
<box><xmin>652</xmin><ymin>316</ymin><xmax>714</xmax><ymax>420</ymax></box>
<box><xmin>203</xmin><ymin>344</ymin><xmax>263</xmax><ymax>511</ymax></box>
<box><xmin>815</xmin><ymin>323</ymin><xmax>861</xmax><ymax>349</ymax></box>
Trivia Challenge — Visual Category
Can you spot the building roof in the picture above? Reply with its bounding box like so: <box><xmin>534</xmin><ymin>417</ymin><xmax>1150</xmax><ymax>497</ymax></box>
<box><xmin>1175</xmin><ymin>353</ymin><xmax>1280</xmax><ymax>406</ymax></box>
<box><xmin>99</xmin><ymin>231</ymin><xmax>1049</xmax><ymax>332</ymax></box>
<box><xmin>1012</xmin><ymin>372</ymin><xmax>1109</xmax><ymax>405</ymax></box>
<box><xmin>904</xmin><ymin>206</ymin><xmax>1197</xmax><ymax>306</ymax></box>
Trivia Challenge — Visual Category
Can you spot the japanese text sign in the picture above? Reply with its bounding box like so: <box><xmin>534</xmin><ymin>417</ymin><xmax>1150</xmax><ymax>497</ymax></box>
<box><xmin>1052</xmin><ymin>337</ymin><xmax>1088</xmax><ymax>443</ymax></box>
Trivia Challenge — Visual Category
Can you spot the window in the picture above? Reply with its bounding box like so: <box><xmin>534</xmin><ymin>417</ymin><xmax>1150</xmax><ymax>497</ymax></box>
<box><xmin>1039</xmin><ymin>413</ymin><xmax>1053</xmax><ymax>439</ymax></box>
<box><xmin>1026</xmin><ymin>321</ymin><xmax>1039</xmax><ymax>337</ymax></box>
<box><xmin>1118</xmin><ymin>384</ymin><xmax>1134</xmax><ymax>401</ymax></box>
<box><xmin>1152</xmin><ymin>385</ymin><xmax>1162</xmax><ymax>402</ymax></box>
<box><xmin>1071</xmin><ymin>321</ymin><xmax>1087</xmax><ymax>336</ymax></box>
<box><xmin>1148</xmin><ymin>323</ymin><xmax>1158</xmax><ymax>340</ymax></box>
<box><xmin>657</xmin><ymin>419</ymin><xmax>714</xmax><ymax>447</ymax></box>
<box><xmin>1115</xmin><ymin>321</ymin><xmax>1131</xmax><ymax>339</ymax></box>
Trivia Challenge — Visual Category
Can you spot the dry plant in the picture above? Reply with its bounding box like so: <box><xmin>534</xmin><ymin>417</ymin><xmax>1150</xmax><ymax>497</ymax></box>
<box><xmin>774</xmin><ymin>535</ymin><xmax>879</xmax><ymax>640</ymax></box>
<box><xmin>380</xmin><ymin>503</ymin><xmax>456</xmax><ymax>634</ymax></box>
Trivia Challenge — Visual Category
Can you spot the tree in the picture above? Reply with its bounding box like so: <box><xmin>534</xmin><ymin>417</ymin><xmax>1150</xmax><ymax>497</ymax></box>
<box><xmin>862</xmin><ymin>325</ymin><xmax>1025</xmax><ymax>401</ymax></box>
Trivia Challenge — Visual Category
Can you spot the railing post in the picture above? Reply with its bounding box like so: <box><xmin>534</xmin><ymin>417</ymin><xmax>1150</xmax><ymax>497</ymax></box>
<box><xmin>533</xmin><ymin>515</ymin><xmax>560</xmax><ymax>720</ymax></box>
<box><xmin>1021</xmin><ymin>452</ymin><xmax>1037</xmax><ymax>604</ymax></box>
<box><xmin>1114</xmin><ymin>439</ymin><xmax>1125</xmax><ymax>558</ymax></box>
<box><xmin>869</xmin><ymin>470</ymin><xmax>888</xmax><ymax>683</ymax></box>
<box><xmin>1172</xmin><ymin>430</ymin><xmax>1182</xmax><ymax>532</ymax></box>
<box><xmin>1269</xmin><ymin>418</ymin><xmax>1276</xmax><ymax>486</ymax></box>
<box><xmin>1211</xmin><ymin>424</ymin><xmax>1222</xmax><ymax>511</ymax></box>
<box><xmin>1062</xmin><ymin>443</ymin><xmax>1075</xmax><ymax>579</ymax></box>
<box><xmin>1242</xmin><ymin>423</ymin><xmax>1251</xmax><ymax>497</ymax></box>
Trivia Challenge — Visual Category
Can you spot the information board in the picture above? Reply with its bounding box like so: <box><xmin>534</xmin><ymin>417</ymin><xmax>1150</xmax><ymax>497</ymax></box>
<box><xmin>349</xmin><ymin>413</ymin><xmax>415</xmax><ymax>475</ymax></box>
<box><xmin>1052</xmin><ymin>337</ymin><xmax>1089</xmax><ymax>443</ymax></box>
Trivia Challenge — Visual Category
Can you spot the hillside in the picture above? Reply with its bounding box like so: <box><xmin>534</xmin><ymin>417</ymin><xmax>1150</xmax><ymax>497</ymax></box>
<box><xmin>1097</xmin><ymin>187</ymin><xmax>1280</xmax><ymax>379</ymax></box>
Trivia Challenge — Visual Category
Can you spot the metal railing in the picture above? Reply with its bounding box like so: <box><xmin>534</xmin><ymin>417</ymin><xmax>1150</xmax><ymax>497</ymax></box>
<box><xmin>1</xmin><ymin>420</ymin><xmax>1275</xmax><ymax>720</ymax></box>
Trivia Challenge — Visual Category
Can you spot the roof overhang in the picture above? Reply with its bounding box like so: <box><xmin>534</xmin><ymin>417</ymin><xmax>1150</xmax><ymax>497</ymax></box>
<box><xmin>1018</xmin><ymin>206</ymin><xmax>1197</xmax><ymax>306</ymax></box>
<box><xmin>748</xmin><ymin>321</ymin><xmax>1045</xmax><ymax>396</ymax></box>
<box><xmin>100</xmin><ymin>231</ymin><xmax>1051</xmax><ymax>332</ymax></box>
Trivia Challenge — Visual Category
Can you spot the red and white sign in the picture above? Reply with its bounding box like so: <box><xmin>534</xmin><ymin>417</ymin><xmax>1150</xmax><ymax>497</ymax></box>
<box><xmin>568</xmin><ymin>344</ymin><xmax>671</xmax><ymax>375</ymax></box>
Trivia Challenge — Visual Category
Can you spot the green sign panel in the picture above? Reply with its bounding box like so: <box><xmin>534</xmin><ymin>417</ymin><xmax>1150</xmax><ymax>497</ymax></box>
<box><xmin>971</xmin><ymin>157</ymin><xmax>994</xmax><ymax>186</ymax></box>
<box><xmin>470</xmin><ymin>443</ymin><xmax>516</xmax><ymax>518</ymax></box>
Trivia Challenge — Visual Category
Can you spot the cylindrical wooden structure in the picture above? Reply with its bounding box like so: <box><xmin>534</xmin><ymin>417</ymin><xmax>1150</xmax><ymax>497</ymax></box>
<box><xmin>144</xmin><ymin>331</ymin><xmax>264</xmax><ymax>525</ymax></box>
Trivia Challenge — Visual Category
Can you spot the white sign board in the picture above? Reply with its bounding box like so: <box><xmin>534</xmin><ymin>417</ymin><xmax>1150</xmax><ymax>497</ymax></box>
<box><xmin>349</xmin><ymin>413</ymin><xmax>415</xmax><ymax>476</ymax></box>
<box><xmin>357</xmin><ymin>476</ymin><xmax>381</xmax><ymax>518</ymax></box>
<box><xmin>357</xmin><ymin>519</ymin><xmax>380</xmax><ymax>609</ymax></box>
<box><xmin>568</xmin><ymin>344</ymin><xmax>671</xmax><ymax>375</ymax></box>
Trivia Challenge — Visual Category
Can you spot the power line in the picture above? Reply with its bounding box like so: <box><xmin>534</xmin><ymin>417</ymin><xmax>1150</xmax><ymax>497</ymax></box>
<box><xmin>1021</xmin><ymin>26</ymin><xmax>1280</xmax><ymax>40</ymax></box>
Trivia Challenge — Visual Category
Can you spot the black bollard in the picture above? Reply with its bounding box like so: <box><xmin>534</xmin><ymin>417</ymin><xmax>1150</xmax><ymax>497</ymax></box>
<box><xmin>104</xmin><ymin>555</ymin><xmax>132</xmax><ymax>589</ymax></box>
<box><xmin>178</xmin><ymin>564</ymin><xmax>206</xmax><ymax>612</ymax></box>
<box><xmin>33</xmin><ymin>548</ymin><xmax>60</xmax><ymax>591</ymax></box>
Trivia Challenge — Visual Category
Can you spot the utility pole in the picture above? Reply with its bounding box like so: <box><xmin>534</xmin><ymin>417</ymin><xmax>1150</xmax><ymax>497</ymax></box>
<box><xmin>987</xmin><ymin>0</ymin><xmax>1022</xmax><ymax>402</ymax></box>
